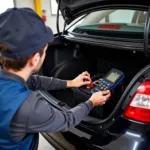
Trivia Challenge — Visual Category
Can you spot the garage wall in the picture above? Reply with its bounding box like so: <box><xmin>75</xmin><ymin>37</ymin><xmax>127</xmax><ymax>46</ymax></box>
<box><xmin>41</xmin><ymin>0</ymin><xmax>64</xmax><ymax>33</ymax></box>
<box><xmin>15</xmin><ymin>0</ymin><xmax>64</xmax><ymax>33</ymax></box>
<box><xmin>15</xmin><ymin>0</ymin><xmax>34</xmax><ymax>9</ymax></box>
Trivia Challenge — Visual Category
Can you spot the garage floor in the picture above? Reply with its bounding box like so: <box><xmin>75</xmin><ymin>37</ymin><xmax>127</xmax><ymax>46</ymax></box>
<box><xmin>38</xmin><ymin>134</ymin><xmax>55</xmax><ymax>150</ymax></box>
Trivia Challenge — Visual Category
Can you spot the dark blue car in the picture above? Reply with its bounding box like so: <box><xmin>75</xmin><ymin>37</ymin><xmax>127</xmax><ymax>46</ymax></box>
<box><xmin>40</xmin><ymin>0</ymin><xmax>150</xmax><ymax>149</ymax></box>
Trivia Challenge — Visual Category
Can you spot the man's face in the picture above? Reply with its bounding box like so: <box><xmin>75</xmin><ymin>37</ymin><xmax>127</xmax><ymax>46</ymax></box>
<box><xmin>32</xmin><ymin>44</ymin><xmax>48</xmax><ymax>74</ymax></box>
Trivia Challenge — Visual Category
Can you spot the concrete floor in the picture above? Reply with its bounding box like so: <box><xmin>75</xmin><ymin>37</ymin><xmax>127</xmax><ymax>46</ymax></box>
<box><xmin>38</xmin><ymin>134</ymin><xmax>55</xmax><ymax>150</ymax></box>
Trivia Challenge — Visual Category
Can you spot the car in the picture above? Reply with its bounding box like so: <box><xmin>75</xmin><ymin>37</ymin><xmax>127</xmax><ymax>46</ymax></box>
<box><xmin>40</xmin><ymin>0</ymin><xmax>150</xmax><ymax>150</ymax></box>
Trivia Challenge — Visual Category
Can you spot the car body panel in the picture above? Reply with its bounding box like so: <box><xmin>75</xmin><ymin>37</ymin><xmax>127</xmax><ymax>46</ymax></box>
<box><xmin>42</xmin><ymin>117</ymin><xmax>150</xmax><ymax>150</ymax></box>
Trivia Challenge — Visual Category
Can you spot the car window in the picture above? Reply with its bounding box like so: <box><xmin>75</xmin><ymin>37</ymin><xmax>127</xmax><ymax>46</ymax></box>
<box><xmin>68</xmin><ymin>9</ymin><xmax>148</xmax><ymax>39</ymax></box>
<box><xmin>107</xmin><ymin>10</ymin><xmax>135</xmax><ymax>23</ymax></box>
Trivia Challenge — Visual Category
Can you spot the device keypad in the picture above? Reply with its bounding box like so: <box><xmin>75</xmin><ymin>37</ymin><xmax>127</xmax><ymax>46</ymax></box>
<box><xmin>93</xmin><ymin>79</ymin><xmax>111</xmax><ymax>91</ymax></box>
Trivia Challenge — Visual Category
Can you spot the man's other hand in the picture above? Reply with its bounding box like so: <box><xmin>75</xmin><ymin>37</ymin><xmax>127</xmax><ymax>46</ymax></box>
<box><xmin>67</xmin><ymin>71</ymin><xmax>92</xmax><ymax>88</ymax></box>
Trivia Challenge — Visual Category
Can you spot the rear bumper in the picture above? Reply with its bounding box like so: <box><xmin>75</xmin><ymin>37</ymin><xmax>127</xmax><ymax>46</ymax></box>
<box><xmin>92</xmin><ymin>131</ymin><xmax>148</xmax><ymax>150</ymax></box>
<box><xmin>42</xmin><ymin>117</ymin><xmax>150</xmax><ymax>150</ymax></box>
<box><xmin>43</xmin><ymin>129</ymin><xmax>150</xmax><ymax>150</ymax></box>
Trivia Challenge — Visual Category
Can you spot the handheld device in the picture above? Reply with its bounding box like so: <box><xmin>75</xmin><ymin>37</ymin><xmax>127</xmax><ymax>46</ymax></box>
<box><xmin>91</xmin><ymin>68</ymin><xmax>125</xmax><ymax>94</ymax></box>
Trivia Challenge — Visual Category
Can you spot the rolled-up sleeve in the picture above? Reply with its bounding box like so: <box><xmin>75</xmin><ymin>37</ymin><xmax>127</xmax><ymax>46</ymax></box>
<box><xmin>27</xmin><ymin>75</ymin><xmax>67</xmax><ymax>91</ymax></box>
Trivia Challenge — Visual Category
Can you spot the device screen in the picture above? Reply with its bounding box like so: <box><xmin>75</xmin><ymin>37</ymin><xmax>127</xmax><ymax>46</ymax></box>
<box><xmin>106</xmin><ymin>72</ymin><xmax>120</xmax><ymax>83</ymax></box>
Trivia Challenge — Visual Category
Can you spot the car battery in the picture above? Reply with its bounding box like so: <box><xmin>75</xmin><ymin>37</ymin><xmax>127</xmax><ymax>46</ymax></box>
<box><xmin>71</xmin><ymin>74</ymin><xmax>124</xmax><ymax>119</ymax></box>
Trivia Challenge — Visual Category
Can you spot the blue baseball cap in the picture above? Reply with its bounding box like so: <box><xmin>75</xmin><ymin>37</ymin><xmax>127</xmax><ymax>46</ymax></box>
<box><xmin>0</xmin><ymin>8</ymin><xmax>54</xmax><ymax>59</ymax></box>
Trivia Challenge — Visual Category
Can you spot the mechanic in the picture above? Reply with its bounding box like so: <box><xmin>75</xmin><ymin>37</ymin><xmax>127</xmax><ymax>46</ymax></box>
<box><xmin>0</xmin><ymin>8</ymin><xmax>111</xmax><ymax>150</ymax></box>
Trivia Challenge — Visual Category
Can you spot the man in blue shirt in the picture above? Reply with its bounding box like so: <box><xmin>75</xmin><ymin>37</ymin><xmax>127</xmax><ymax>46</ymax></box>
<box><xmin>0</xmin><ymin>8</ymin><xmax>111</xmax><ymax>150</ymax></box>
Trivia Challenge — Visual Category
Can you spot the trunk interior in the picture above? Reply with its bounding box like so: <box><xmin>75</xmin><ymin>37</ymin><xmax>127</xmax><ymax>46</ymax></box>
<box><xmin>42</xmin><ymin>39</ymin><xmax>147</xmax><ymax>120</ymax></box>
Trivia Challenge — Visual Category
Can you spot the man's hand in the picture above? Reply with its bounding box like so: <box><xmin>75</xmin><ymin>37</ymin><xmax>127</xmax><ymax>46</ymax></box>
<box><xmin>90</xmin><ymin>90</ymin><xmax>111</xmax><ymax>107</ymax></box>
<box><xmin>67</xmin><ymin>71</ymin><xmax>91</xmax><ymax>88</ymax></box>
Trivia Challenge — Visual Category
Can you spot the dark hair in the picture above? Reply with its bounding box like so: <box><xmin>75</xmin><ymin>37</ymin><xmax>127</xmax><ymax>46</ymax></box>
<box><xmin>0</xmin><ymin>44</ymin><xmax>44</xmax><ymax>71</ymax></box>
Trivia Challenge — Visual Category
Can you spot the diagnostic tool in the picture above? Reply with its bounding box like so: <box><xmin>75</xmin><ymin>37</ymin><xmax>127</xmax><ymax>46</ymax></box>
<box><xmin>91</xmin><ymin>68</ymin><xmax>124</xmax><ymax>93</ymax></box>
<box><xmin>72</xmin><ymin>68</ymin><xmax>124</xmax><ymax>119</ymax></box>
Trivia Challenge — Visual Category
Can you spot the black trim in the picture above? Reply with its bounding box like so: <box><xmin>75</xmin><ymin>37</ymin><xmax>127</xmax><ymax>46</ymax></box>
<box><xmin>68</xmin><ymin>31</ymin><xmax>146</xmax><ymax>42</ymax></box>
<box><xmin>144</xmin><ymin>5</ymin><xmax>150</xmax><ymax>62</ymax></box>
<box><xmin>122</xmin><ymin>82</ymin><xmax>142</xmax><ymax>110</ymax></box>
<box><xmin>56</xmin><ymin>0</ymin><xmax>61</xmax><ymax>39</ymax></box>
<box><xmin>63</xmin><ymin>34</ymin><xmax>147</xmax><ymax>51</ymax></box>
<box><xmin>42</xmin><ymin>133</ymin><xmax>67</xmax><ymax>150</ymax></box>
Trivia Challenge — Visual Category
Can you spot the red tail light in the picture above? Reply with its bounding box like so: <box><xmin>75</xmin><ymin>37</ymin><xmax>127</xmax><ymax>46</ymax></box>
<box><xmin>123</xmin><ymin>81</ymin><xmax>150</xmax><ymax>123</ymax></box>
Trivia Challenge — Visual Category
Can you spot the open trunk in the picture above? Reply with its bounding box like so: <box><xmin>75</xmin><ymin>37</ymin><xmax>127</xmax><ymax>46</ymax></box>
<box><xmin>42</xmin><ymin>39</ymin><xmax>147</xmax><ymax>120</ymax></box>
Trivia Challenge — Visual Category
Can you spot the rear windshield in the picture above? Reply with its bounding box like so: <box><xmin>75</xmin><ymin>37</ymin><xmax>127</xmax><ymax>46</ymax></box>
<box><xmin>68</xmin><ymin>9</ymin><xmax>148</xmax><ymax>39</ymax></box>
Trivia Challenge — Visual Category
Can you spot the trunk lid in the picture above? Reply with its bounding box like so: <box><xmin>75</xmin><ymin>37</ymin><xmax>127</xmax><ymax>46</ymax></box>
<box><xmin>56</xmin><ymin>0</ymin><xmax>149</xmax><ymax>24</ymax></box>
